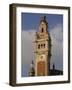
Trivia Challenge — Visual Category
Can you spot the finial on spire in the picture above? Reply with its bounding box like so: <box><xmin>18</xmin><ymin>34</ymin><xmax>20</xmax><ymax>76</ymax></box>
<box><xmin>41</xmin><ymin>16</ymin><xmax>46</xmax><ymax>21</ymax></box>
<box><xmin>44</xmin><ymin>16</ymin><xmax>46</xmax><ymax>20</ymax></box>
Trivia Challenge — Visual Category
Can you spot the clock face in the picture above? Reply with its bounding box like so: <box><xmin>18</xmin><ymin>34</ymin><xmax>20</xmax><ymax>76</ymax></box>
<box><xmin>39</xmin><ymin>54</ymin><xmax>46</xmax><ymax>61</ymax></box>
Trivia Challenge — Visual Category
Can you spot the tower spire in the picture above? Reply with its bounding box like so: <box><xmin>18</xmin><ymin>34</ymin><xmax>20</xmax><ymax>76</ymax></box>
<box><xmin>40</xmin><ymin>16</ymin><xmax>46</xmax><ymax>22</ymax></box>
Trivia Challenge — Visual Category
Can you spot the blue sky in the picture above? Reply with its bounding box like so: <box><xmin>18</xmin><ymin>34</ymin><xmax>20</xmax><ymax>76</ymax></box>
<box><xmin>21</xmin><ymin>13</ymin><xmax>63</xmax><ymax>77</ymax></box>
<box><xmin>21</xmin><ymin>13</ymin><xmax>63</xmax><ymax>31</ymax></box>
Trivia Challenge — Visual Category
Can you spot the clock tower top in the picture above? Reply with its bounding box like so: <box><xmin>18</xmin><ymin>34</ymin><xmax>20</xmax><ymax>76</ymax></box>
<box><xmin>40</xmin><ymin>16</ymin><xmax>48</xmax><ymax>24</ymax></box>
<box><xmin>38</xmin><ymin>16</ymin><xmax>48</xmax><ymax>34</ymax></box>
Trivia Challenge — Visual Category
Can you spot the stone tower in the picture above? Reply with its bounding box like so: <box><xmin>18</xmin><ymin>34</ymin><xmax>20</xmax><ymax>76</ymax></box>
<box><xmin>34</xmin><ymin>16</ymin><xmax>51</xmax><ymax>76</ymax></box>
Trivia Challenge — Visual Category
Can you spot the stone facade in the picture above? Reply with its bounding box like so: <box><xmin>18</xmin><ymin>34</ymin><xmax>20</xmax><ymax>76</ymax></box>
<box><xmin>34</xmin><ymin>16</ymin><xmax>51</xmax><ymax>76</ymax></box>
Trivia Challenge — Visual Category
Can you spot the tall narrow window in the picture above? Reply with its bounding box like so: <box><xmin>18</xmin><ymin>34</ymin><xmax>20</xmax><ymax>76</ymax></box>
<box><xmin>41</xmin><ymin>28</ymin><xmax>44</xmax><ymax>33</ymax></box>
<box><xmin>38</xmin><ymin>44</ymin><xmax>40</xmax><ymax>49</ymax></box>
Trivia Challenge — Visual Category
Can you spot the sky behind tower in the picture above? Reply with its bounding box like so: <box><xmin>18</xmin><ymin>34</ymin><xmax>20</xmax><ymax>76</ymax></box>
<box><xmin>21</xmin><ymin>13</ymin><xmax>63</xmax><ymax>31</ymax></box>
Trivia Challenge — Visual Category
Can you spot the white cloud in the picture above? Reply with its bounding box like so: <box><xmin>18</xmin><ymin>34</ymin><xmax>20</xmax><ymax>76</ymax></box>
<box><xmin>50</xmin><ymin>24</ymin><xmax>63</xmax><ymax>42</ymax></box>
<box><xmin>21</xmin><ymin>24</ymin><xmax>63</xmax><ymax>76</ymax></box>
<box><xmin>21</xmin><ymin>30</ymin><xmax>35</xmax><ymax>76</ymax></box>
<box><xmin>50</xmin><ymin>24</ymin><xmax>63</xmax><ymax>70</ymax></box>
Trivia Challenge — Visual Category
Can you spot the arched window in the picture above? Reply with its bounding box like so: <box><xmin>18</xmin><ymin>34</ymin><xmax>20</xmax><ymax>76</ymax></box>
<box><xmin>44</xmin><ymin>44</ymin><xmax>45</xmax><ymax>48</ymax></box>
<box><xmin>41</xmin><ymin>44</ymin><xmax>43</xmax><ymax>48</ymax></box>
<box><xmin>41</xmin><ymin>28</ymin><xmax>44</xmax><ymax>33</ymax></box>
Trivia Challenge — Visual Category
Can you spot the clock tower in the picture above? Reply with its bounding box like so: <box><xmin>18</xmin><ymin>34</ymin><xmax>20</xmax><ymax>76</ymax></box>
<box><xmin>34</xmin><ymin>16</ymin><xmax>51</xmax><ymax>76</ymax></box>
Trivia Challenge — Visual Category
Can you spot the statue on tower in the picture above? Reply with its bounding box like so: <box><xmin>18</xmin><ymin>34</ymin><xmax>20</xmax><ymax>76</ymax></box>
<box><xmin>29</xmin><ymin>60</ymin><xmax>35</xmax><ymax>76</ymax></box>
